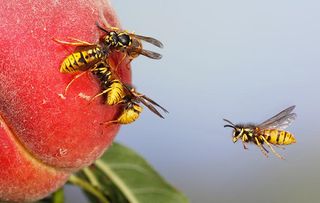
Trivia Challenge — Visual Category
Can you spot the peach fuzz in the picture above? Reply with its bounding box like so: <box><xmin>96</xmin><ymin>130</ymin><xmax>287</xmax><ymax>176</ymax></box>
<box><xmin>0</xmin><ymin>0</ymin><xmax>130</xmax><ymax>202</ymax></box>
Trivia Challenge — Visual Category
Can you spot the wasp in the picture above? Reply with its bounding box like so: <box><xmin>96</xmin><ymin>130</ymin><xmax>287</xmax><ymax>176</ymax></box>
<box><xmin>103</xmin><ymin>84</ymin><xmax>168</xmax><ymax>125</ymax></box>
<box><xmin>223</xmin><ymin>105</ymin><xmax>297</xmax><ymax>159</ymax></box>
<box><xmin>53</xmin><ymin>37</ymin><xmax>109</xmax><ymax>74</ymax></box>
<box><xmin>89</xmin><ymin>61</ymin><xmax>125</xmax><ymax>106</ymax></box>
<box><xmin>53</xmin><ymin>35</ymin><xmax>112</xmax><ymax>95</ymax></box>
<box><xmin>85</xmin><ymin>61</ymin><xmax>168</xmax><ymax>124</ymax></box>
<box><xmin>54</xmin><ymin>23</ymin><xmax>163</xmax><ymax>95</ymax></box>
<box><xmin>96</xmin><ymin>23</ymin><xmax>163</xmax><ymax>66</ymax></box>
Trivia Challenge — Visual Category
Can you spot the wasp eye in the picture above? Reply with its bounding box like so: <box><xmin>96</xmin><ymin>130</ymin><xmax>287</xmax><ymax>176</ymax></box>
<box><xmin>233</xmin><ymin>129</ymin><xmax>239</xmax><ymax>136</ymax></box>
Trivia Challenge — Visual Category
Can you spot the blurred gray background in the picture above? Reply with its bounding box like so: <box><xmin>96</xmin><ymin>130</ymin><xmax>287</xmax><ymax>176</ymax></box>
<box><xmin>67</xmin><ymin>0</ymin><xmax>320</xmax><ymax>202</ymax></box>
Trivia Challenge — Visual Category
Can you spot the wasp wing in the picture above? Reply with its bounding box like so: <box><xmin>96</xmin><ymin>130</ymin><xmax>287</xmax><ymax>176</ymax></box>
<box><xmin>132</xmin><ymin>34</ymin><xmax>164</xmax><ymax>48</ymax></box>
<box><xmin>139</xmin><ymin>98</ymin><xmax>165</xmax><ymax>119</ymax></box>
<box><xmin>122</xmin><ymin>84</ymin><xmax>167</xmax><ymax>118</ymax></box>
<box><xmin>258</xmin><ymin>105</ymin><xmax>296</xmax><ymax>130</ymax></box>
<box><xmin>140</xmin><ymin>95</ymin><xmax>169</xmax><ymax>113</ymax></box>
<box><xmin>138</xmin><ymin>49</ymin><xmax>162</xmax><ymax>60</ymax></box>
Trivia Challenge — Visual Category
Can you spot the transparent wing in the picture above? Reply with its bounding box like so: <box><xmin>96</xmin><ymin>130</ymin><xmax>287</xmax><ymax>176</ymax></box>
<box><xmin>123</xmin><ymin>84</ymin><xmax>168</xmax><ymax>118</ymax></box>
<box><xmin>132</xmin><ymin>34</ymin><xmax>164</xmax><ymax>48</ymax></box>
<box><xmin>138</xmin><ymin>98</ymin><xmax>166</xmax><ymax>119</ymax></box>
<box><xmin>139</xmin><ymin>94</ymin><xmax>169</xmax><ymax>115</ymax></box>
<box><xmin>138</xmin><ymin>49</ymin><xmax>162</xmax><ymax>60</ymax></box>
<box><xmin>258</xmin><ymin>105</ymin><xmax>297</xmax><ymax>130</ymax></box>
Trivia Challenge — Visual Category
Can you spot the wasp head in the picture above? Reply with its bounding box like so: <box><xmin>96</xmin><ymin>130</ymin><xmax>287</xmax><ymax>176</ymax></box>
<box><xmin>232</xmin><ymin>128</ymin><xmax>245</xmax><ymax>143</ymax></box>
<box><xmin>223</xmin><ymin>119</ymin><xmax>244</xmax><ymax>143</ymax></box>
<box><xmin>101</xmin><ymin>31</ymin><xmax>118</xmax><ymax>47</ymax></box>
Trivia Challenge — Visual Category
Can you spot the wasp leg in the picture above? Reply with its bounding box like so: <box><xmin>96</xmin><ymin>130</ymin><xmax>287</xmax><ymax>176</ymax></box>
<box><xmin>64</xmin><ymin>71</ymin><xmax>88</xmax><ymax>96</ymax></box>
<box><xmin>242</xmin><ymin>141</ymin><xmax>248</xmax><ymax>150</ymax></box>
<box><xmin>66</xmin><ymin>37</ymin><xmax>94</xmax><ymax>46</ymax></box>
<box><xmin>130</xmin><ymin>89</ymin><xmax>144</xmax><ymax>97</ymax></box>
<box><xmin>254</xmin><ymin>137</ymin><xmax>269</xmax><ymax>158</ymax></box>
<box><xmin>241</xmin><ymin>136</ymin><xmax>248</xmax><ymax>149</ymax></box>
<box><xmin>89</xmin><ymin>88</ymin><xmax>111</xmax><ymax>104</ymax></box>
<box><xmin>53</xmin><ymin>38</ymin><xmax>93</xmax><ymax>46</ymax></box>
<box><xmin>260</xmin><ymin>137</ymin><xmax>285</xmax><ymax>160</ymax></box>
<box><xmin>101</xmin><ymin>118</ymin><xmax>120</xmax><ymax>126</ymax></box>
<box><xmin>110</xmin><ymin>26</ymin><xmax>120</xmax><ymax>31</ymax></box>
<box><xmin>273</xmin><ymin>145</ymin><xmax>286</xmax><ymax>150</ymax></box>
<box><xmin>114</xmin><ymin>54</ymin><xmax>127</xmax><ymax>71</ymax></box>
<box><xmin>261</xmin><ymin>144</ymin><xmax>269</xmax><ymax>153</ymax></box>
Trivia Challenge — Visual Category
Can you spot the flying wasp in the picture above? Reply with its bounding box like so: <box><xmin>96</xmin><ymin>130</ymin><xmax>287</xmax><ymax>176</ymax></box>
<box><xmin>223</xmin><ymin>105</ymin><xmax>297</xmax><ymax>159</ymax></box>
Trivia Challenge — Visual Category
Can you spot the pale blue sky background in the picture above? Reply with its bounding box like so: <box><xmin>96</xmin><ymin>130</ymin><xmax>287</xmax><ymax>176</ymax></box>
<box><xmin>68</xmin><ymin>0</ymin><xmax>320</xmax><ymax>202</ymax></box>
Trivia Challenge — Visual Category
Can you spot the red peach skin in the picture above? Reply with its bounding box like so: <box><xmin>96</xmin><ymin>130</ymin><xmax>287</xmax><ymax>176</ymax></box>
<box><xmin>0</xmin><ymin>0</ymin><xmax>131</xmax><ymax>202</ymax></box>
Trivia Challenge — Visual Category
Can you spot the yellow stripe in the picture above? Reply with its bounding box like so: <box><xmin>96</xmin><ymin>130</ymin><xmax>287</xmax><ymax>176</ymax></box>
<box><xmin>61</xmin><ymin>59</ymin><xmax>72</xmax><ymax>73</ymax></box>
<box><xmin>269</xmin><ymin>130</ymin><xmax>278</xmax><ymax>144</ymax></box>
<box><xmin>278</xmin><ymin>131</ymin><xmax>286</xmax><ymax>144</ymax></box>
<box><xmin>68</xmin><ymin>55</ymin><xmax>76</xmax><ymax>66</ymax></box>
<box><xmin>73</xmin><ymin>52</ymin><xmax>84</xmax><ymax>66</ymax></box>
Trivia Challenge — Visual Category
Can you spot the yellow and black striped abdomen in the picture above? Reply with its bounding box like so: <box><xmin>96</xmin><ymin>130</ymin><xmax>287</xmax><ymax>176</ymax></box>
<box><xmin>262</xmin><ymin>129</ymin><xmax>296</xmax><ymax>145</ymax></box>
<box><xmin>60</xmin><ymin>47</ymin><xmax>103</xmax><ymax>74</ymax></box>
<box><xmin>105</xmin><ymin>80</ymin><xmax>125</xmax><ymax>105</ymax></box>
<box><xmin>117</xmin><ymin>104</ymin><xmax>143</xmax><ymax>124</ymax></box>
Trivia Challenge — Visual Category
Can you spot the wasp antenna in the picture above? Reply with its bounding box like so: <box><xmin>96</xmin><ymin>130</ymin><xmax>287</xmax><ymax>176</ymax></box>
<box><xmin>224</xmin><ymin>124</ymin><xmax>236</xmax><ymax>129</ymax></box>
<box><xmin>223</xmin><ymin>118</ymin><xmax>236</xmax><ymax>126</ymax></box>
<box><xmin>96</xmin><ymin>22</ymin><xmax>109</xmax><ymax>33</ymax></box>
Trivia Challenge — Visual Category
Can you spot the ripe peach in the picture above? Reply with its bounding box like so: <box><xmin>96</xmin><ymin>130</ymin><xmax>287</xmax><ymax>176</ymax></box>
<box><xmin>0</xmin><ymin>0</ymin><xmax>129</xmax><ymax>201</ymax></box>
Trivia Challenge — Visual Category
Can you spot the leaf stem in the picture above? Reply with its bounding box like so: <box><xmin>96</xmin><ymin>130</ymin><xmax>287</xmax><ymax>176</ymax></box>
<box><xmin>82</xmin><ymin>167</ymin><xmax>101</xmax><ymax>189</ymax></box>
<box><xmin>68</xmin><ymin>174</ymin><xmax>110</xmax><ymax>203</ymax></box>
<box><xmin>95</xmin><ymin>160</ymin><xmax>139</xmax><ymax>203</ymax></box>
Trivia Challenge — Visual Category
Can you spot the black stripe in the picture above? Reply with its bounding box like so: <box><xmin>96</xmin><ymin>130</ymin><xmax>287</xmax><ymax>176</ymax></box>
<box><xmin>276</xmin><ymin>132</ymin><xmax>280</xmax><ymax>143</ymax></box>
<box><xmin>286</xmin><ymin>133</ymin><xmax>292</xmax><ymax>143</ymax></box>
<box><xmin>267</xmin><ymin>135</ymin><xmax>271</xmax><ymax>142</ymax></box>
<box><xmin>78</xmin><ymin>52</ymin><xmax>87</xmax><ymax>64</ymax></box>
<box><xmin>70</xmin><ymin>55</ymin><xmax>78</xmax><ymax>66</ymax></box>
<box><xmin>281</xmin><ymin>132</ymin><xmax>286</xmax><ymax>143</ymax></box>
<box><xmin>64</xmin><ymin>65</ymin><xmax>71</xmax><ymax>72</ymax></box>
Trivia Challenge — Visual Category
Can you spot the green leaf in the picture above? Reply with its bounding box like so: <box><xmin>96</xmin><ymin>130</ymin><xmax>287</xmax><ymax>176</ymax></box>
<box><xmin>68</xmin><ymin>174</ymin><xmax>110</xmax><ymax>203</ymax></box>
<box><xmin>52</xmin><ymin>187</ymin><xmax>64</xmax><ymax>203</ymax></box>
<box><xmin>35</xmin><ymin>187</ymin><xmax>64</xmax><ymax>203</ymax></box>
<box><xmin>37</xmin><ymin>142</ymin><xmax>188</xmax><ymax>203</ymax></box>
<box><xmin>94</xmin><ymin>142</ymin><xmax>189</xmax><ymax>203</ymax></box>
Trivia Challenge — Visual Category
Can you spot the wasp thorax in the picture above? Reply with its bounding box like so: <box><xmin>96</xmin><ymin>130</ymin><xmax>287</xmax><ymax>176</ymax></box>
<box><xmin>125</xmin><ymin>39</ymin><xmax>142</xmax><ymax>59</ymax></box>
<box><xmin>118</xmin><ymin>33</ymin><xmax>132</xmax><ymax>47</ymax></box>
